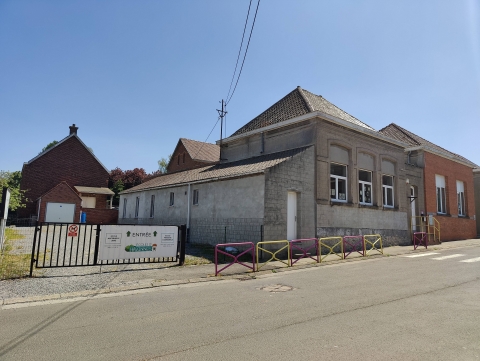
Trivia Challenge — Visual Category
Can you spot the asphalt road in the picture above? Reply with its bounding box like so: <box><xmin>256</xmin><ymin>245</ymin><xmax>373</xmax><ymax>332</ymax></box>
<box><xmin>1</xmin><ymin>246</ymin><xmax>480</xmax><ymax>361</ymax></box>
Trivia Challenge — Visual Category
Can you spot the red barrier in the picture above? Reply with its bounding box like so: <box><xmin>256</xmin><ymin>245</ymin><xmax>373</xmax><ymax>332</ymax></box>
<box><xmin>289</xmin><ymin>238</ymin><xmax>319</xmax><ymax>266</ymax></box>
<box><xmin>215</xmin><ymin>242</ymin><xmax>255</xmax><ymax>276</ymax></box>
<box><xmin>343</xmin><ymin>236</ymin><xmax>365</xmax><ymax>259</ymax></box>
<box><xmin>413</xmin><ymin>232</ymin><xmax>428</xmax><ymax>250</ymax></box>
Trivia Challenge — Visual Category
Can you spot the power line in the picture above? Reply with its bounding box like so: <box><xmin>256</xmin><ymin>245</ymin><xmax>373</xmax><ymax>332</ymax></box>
<box><xmin>226</xmin><ymin>0</ymin><xmax>261</xmax><ymax>106</ymax></box>
<box><xmin>225</xmin><ymin>0</ymin><xmax>253</xmax><ymax>103</ymax></box>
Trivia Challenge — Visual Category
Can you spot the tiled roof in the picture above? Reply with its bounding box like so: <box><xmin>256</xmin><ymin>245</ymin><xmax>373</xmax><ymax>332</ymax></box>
<box><xmin>181</xmin><ymin>138</ymin><xmax>220</xmax><ymax>163</ymax></box>
<box><xmin>231</xmin><ymin>86</ymin><xmax>374</xmax><ymax>136</ymax></box>
<box><xmin>379</xmin><ymin>123</ymin><xmax>478</xmax><ymax>167</ymax></box>
<box><xmin>121</xmin><ymin>146</ymin><xmax>310</xmax><ymax>194</ymax></box>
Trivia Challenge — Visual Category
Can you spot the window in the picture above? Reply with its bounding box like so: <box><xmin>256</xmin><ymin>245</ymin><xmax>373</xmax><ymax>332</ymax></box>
<box><xmin>150</xmin><ymin>195</ymin><xmax>155</xmax><ymax>218</ymax></box>
<box><xmin>330</xmin><ymin>163</ymin><xmax>347</xmax><ymax>202</ymax></box>
<box><xmin>122</xmin><ymin>198</ymin><xmax>127</xmax><ymax>218</ymax></box>
<box><xmin>382</xmin><ymin>175</ymin><xmax>394</xmax><ymax>208</ymax></box>
<box><xmin>134</xmin><ymin>197</ymin><xmax>140</xmax><ymax>218</ymax></box>
<box><xmin>436</xmin><ymin>175</ymin><xmax>446</xmax><ymax>214</ymax></box>
<box><xmin>359</xmin><ymin>170</ymin><xmax>372</xmax><ymax>205</ymax></box>
<box><xmin>169</xmin><ymin>192</ymin><xmax>174</xmax><ymax>206</ymax></box>
<box><xmin>457</xmin><ymin>180</ymin><xmax>465</xmax><ymax>216</ymax></box>
<box><xmin>193</xmin><ymin>189</ymin><xmax>199</xmax><ymax>205</ymax></box>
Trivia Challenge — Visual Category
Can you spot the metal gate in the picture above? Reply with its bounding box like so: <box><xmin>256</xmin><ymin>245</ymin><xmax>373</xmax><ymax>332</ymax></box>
<box><xmin>30</xmin><ymin>222</ymin><xmax>186</xmax><ymax>276</ymax></box>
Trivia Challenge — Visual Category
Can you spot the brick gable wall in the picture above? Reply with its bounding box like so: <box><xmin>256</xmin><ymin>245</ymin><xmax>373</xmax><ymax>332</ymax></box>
<box><xmin>423</xmin><ymin>152</ymin><xmax>476</xmax><ymax>241</ymax></box>
<box><xmin>37</xmin><ymin>182</ymin><xmax>82</xmax><ymax>222</ymax></box>
<box><xmin>167</xmin><ymin>142</ymin><xmax>211</xmax><ymax>173</ymax></box>
<box><xmin>19</xmin><ymin>136</ymin><xmax>109</xmax><ymax>218</ymax></box>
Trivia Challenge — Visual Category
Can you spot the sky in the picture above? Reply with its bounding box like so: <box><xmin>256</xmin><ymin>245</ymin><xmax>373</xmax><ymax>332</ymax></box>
<box><xmin>1</xmin><ymin>0</ymin><xmax>479</xmax><ymax>174</ymax></box>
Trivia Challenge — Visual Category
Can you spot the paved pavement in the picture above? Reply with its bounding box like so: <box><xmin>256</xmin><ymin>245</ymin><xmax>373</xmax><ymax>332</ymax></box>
<box><xmin>1</xmin><ymin>238</ymin><xmax>479</xmax><ymax>306</ymax></box>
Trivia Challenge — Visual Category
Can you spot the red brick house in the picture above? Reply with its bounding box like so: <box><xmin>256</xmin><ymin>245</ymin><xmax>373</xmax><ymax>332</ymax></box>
<box><xmin>19</xmin><ymin>124</ymin><xmax>118</xmax><ymax>224</ymax></box>
<box><xmin>379</xmin><ymin>123</ymin><xmax>477</xmax><ymax>242</ymax></box>
<box><xmin>167</xmin><ymin>138</ymin><xmax>220</xmax><ymax>173</ymax></box>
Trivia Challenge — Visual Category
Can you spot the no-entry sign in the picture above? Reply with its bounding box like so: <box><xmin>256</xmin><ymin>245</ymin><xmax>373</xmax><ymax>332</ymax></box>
<box><xmin>68</xmin><ymin>224</ymin><xmax>78</xmax><ymax>237</ymax></box>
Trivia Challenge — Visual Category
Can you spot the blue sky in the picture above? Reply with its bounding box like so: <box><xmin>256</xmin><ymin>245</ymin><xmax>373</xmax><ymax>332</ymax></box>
<box><xmin>1</xmin><ymin>0</ymin><xmax>479</xmax><ymax>173</ymax></box>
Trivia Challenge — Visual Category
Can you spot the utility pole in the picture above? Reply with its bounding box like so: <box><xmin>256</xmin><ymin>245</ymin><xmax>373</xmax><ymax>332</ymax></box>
<box><xmin>217</xmin><ymin>99</ymin><xmax>227</xmax><ymax>160</ymax></box>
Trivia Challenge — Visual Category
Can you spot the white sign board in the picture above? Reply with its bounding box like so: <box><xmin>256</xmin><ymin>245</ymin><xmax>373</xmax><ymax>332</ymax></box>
<box><xmin>98</xmin><ymin>225</ymin><xmax>178</xmax><ymax>261</ymax></box>
<box><xmin>1</xmin><ymin>188</ymin><xmax>10</xmax><ymax>220</ymax></box>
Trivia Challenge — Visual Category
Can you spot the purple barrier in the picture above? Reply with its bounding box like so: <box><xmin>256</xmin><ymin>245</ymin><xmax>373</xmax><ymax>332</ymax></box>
<box><xmin>343</xmin><ymin>236</ymin><xmax>365</xmax><ymax>259</ymax></box>
<box><xmin>215</xmin><ymin>242</ymin><xmax>255</xmax><ymax>276</ymax></box>
<box><xmin>289</xmin><ymin>238</ymin><xmax>319</xmax><ymax>266</ymax></box>
<box><xmin>413</xmin><ymin>232</ymin><xmax>428</xmax><ymax>250</ymax></box>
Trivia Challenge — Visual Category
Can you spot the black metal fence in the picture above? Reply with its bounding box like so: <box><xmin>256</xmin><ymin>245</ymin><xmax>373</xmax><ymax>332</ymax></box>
<box><xmin>30</xmin><ymin>222</ymin><xmax>186</xmax><ymax>276</ymax></box>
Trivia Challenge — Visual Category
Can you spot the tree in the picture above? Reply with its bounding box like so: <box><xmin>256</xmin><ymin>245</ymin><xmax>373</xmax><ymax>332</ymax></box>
<box><xmin>108</xmin><ymin>167</ymin><xmax>151</xmax><ymax>207</ymax></box>
<box><xmin>39</xmin><ymin>140</ymin><xmax>58</xmax><ymax>154</ymax></box>
<box><xmin>158</xmin><ymin>154</ymin><xmax>172</xmax><ymax>174</ymax></box>
<box><xmin>0</xmin><ymin>171</ymin><xmax>26</xmax><ymax>211</ymax></box>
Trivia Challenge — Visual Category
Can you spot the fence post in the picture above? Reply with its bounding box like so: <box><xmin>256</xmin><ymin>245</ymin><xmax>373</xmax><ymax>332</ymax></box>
<box><xmin>29</xmin><ymin>222</ymin><xmax>39</xmax><ymax>277</ymax></box>
<box><xmin>179</xmin><ymin>224</ymin><xmax>186</xmax><ymax>266</ymax></box>
<box><xmin>93</xmin><ymin>224</ymin><xmax>101</xmax><ymax>265</ymax></box>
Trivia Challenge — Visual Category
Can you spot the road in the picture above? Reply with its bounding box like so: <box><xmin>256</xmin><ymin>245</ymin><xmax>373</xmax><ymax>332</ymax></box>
<box><xmin>1</xmin><ymin>246</ymin><xmax>480</xmax><ymax>361</ymax></box>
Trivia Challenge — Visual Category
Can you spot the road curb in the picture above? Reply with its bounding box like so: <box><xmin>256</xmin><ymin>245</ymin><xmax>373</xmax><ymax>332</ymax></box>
<box><xmin>2</xmin><ymin>240</ymin><xmax>479</xmax><ymax>306</ymax></box>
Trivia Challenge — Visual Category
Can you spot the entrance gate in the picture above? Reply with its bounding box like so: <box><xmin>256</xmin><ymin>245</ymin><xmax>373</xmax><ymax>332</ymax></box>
<box><xmin>30</xmin><ymin>222</ymin><xmax>186</xmax><ymax>276</ymax></box>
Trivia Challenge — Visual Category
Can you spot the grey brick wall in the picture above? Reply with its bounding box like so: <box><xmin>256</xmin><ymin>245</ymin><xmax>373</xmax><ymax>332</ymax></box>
<box><xmin>264</xmin><ymin>146</ymin><xmax>316</xmax><ymax>241</ymax></box>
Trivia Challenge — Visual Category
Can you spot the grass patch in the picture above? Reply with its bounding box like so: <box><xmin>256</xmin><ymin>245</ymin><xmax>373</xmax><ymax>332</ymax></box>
<box><xmin>1</xmin><ymin>228</ymin><xmax>30</xmax><ymax>279</ymax></box>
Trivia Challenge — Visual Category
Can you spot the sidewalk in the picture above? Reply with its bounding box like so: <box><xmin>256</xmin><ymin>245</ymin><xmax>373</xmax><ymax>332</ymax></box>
<box><xmin>1</xmin><ymin>238</ymin><xmax>479</xmax><ymax>306</ymax></box>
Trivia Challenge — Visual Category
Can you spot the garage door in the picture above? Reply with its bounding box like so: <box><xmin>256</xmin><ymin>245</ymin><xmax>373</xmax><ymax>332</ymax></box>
<box><xmin>45</xmin><ymin>202</ymin><xmax>76</xmax><ymax>223</ymax></box>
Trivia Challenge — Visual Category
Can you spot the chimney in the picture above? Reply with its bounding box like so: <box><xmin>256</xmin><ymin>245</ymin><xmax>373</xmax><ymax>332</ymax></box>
<box><xmin>69</xmin><ymin>124</ymin><xmax>78</xmax><ymax>135</ymax></box>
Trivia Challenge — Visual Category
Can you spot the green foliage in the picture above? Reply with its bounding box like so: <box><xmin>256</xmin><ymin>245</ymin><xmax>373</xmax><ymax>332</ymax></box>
<box><xmin>158</xmin><ymin>154</ymin><xmax>172</xmax><ymax>173</ymax></box>
<box><xmin>0</xmin><ymin>228</ymin><xmax>30</xmax><ymax>280</ymax></box>
<box><xmin>39</xmin><ymin>140</ymin><xmax>59</xmax><ymax>154</ymax></box>
<box><xmin>0</xmin><ymin>171</ymin><xmax>26</xmax><ymax>211</ymax></box>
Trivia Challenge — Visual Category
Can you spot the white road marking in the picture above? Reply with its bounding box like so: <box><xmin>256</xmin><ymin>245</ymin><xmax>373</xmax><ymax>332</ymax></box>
<box><xmin>431</xmin><ymin>254</ymin><xmax>465</xmax><ymax>260</ymax></box>
<box><xmin>404</xmin><ymin>252</ymin><xmax>440</xmax><ymax>258</ymax></box>
<box><xmin>460</xmin><ymin>257</ymin><xmax>480</xmax><ymax>263</ymax></box>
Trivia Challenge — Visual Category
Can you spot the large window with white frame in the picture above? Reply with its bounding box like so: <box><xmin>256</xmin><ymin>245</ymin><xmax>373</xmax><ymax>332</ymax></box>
<box><xmin>436</xmin><ymin>174</ymin><xmax>446</xmax><ymax>214</ymax></box>
<box><xmin>359</xmin><ymin>170</ymin><xmax>372</xmax><ymax>205</ymax></box>
<box><xmin>330</xmin><ymin>163</ymin><xmax>347</xmax><ymax>202</ymax></box>
<box><xmin>382</xmin><ymin>175</ymin><xmax>394</xmax><ymax>208</ymax></box>
<box><xmin>134</xmin><ymin>197</ymin><xmax>140</xmax><ymax>218</ymax></box>
<box><xmin>150</xmin><ymin>195</ymin><xmax>155</xmax><ymax>218</ymax></box>
<box><xmin>457</xmin><ymin>180</ymin><xmax>465</xmax><ymax>216</ymax></box>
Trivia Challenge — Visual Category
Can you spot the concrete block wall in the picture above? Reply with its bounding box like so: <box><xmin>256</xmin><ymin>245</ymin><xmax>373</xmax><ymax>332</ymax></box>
<box><xmin>263</xmin><ymin>146</ymin><xmax>316</xmax><ymax>241</ymax></box>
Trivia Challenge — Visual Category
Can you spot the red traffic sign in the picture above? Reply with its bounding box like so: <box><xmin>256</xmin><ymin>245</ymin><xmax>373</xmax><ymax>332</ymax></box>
<box><xmin>68</xmin><ymin>225</ymin><xmax>78</xmax><ymax>237</ymax></box>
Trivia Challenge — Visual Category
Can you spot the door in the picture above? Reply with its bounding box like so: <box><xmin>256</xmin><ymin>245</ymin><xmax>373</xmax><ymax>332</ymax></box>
<box><xmin>287</xmin><ymin>192</ymin><xmax>297</xmax><ymax>240</ymax></box>
<box><xmin>45</xmin><ymin>202</ymin><xmax>75</xmax><ymax>223</ymax></box>
<box><xmin>410</xmin><ymin>186</ymin><xmax>416</xmax><ymax>232</ymax></box>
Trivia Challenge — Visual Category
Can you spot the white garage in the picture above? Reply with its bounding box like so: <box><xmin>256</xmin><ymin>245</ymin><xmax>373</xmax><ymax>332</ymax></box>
<box><xmin>45</xmin><ymin>202</ymin><xmax>76</xmax><ymax>223</ymax></box>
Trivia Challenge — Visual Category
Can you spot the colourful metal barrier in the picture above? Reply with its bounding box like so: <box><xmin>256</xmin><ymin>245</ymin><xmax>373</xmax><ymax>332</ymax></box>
<box><xmin>318</xmin><ymin>237</ymin><xmax>344</xmax><ymax>262</ymax></box>
<box><xmin>289</xmin><ymin>238</ymin><xmax>319</xmax><ymax>266</ymax></box>
<box><xmin>343</xmin><ymin>235</ymin><xmax>365</xmax><ymax>259</ymax></box>
<box><xmin>256</xmin><ymin>240</ymin><xmax>290</xmax><ymax>271</ymax></box>
<box><xmin>215</xmin><ymin>242</ymin><xmax>255</xmax><ymax>276</ymax></box>
<box><xmin>413</xmin><ymin>232</ymin><xmax>428</xmax><ymax>250</ymax></box>
<box><xmin>364</xmin><ymin>234</ymin><xmax>383</xmax><ymax>255</ymax></box>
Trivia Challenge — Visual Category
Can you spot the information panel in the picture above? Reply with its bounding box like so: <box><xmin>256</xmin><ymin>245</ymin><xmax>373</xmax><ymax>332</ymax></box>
<box><xmin>98</xmin><ymin>225</ymin><xmax>178</xmax><ymax>261</ymax></box>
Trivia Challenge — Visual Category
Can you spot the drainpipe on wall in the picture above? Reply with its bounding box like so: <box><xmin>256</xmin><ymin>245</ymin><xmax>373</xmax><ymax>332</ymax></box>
<box><xmin>187</xmin><ymin>183</ymin><xmax>191</xmax><ymax>231</ymax></box>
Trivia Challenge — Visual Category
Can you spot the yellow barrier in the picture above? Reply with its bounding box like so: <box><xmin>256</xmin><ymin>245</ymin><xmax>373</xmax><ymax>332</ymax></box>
<box><xmin>256</xmin><ymin>240</ymin><xmax>290</xmax><ymax>271</ymax></box>
<box><xmin>363</xmin><ymin>234</ymin><xmax>383</xmax><ymax>255</ymax></box>
<box><xmin>318</xmin><ymin>237</ymin><xmax>343</xmax><ymax>262</ymax></box>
